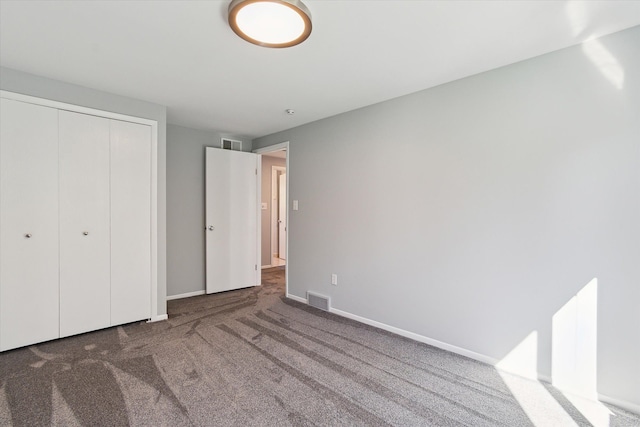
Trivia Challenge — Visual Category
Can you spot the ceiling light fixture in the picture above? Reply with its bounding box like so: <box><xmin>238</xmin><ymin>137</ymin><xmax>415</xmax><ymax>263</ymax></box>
<box><xmin>228</xmin><ymin>0</ymin><xmax>312</xmax><ymax>48</ymax></box>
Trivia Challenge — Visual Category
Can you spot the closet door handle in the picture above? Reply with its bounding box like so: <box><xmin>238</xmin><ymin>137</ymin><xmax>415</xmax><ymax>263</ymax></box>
<box><xmin>83</xmin><ymin>231</ymin><xmax>89</xmax><ymax>236</ymax></box>
<box><xmin>25</xmin><ymin>233</ymin><xmax>32</xmax><ymax>238</ymax></box>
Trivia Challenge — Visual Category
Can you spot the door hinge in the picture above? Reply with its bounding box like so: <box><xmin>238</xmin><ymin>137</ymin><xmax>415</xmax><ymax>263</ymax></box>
<box><xmin>256</xmin><ymin>169</ymin><xmax>258</xmax><ymax>175</ymax></box>
<box><xmin>255</xmin><ymin>264</ymin><xmax>258</xmax><ymax>270</ymax></box>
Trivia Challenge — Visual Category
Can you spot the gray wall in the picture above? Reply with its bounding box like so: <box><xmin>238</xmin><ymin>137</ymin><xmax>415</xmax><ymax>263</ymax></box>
<box><xmin>254</xmin><ymin>27</ymin><xmax>640</xmax><ymax>408</ymax></box>
<box><xmin>166</xmin><ymin>124</ymin><xmax>251</xmax><ymax>297</ymax></box>
<box><xmin>261</xmin><ymin>156</ymin><xmax>286</xmax><ymax>266</ymax></box>
<box><xmin>0</xmin><ymin>66</ymin><xmax>168</xmax><ymax>317</ymax></box>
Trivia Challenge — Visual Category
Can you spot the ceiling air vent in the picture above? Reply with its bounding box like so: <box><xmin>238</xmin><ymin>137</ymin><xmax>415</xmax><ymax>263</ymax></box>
<box><xmin>221</xmin><ymin>138</ymin><xmax>242</xmax><ymax>151</ymax></box>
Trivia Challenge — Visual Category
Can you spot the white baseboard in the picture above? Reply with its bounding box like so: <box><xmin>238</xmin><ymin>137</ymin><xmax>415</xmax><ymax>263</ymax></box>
<box><xmin>285</xmin><ymin>292</ymin><xmax>494</xmax><ymax>364</ymax></box>
<box><xmin>262</xmin><ymin>264</ymin><xmax>274</xmax><ymax>269</ymax></box>
<box><xmin>286</xmin><ymin>293</ymin><xmax>307</xmax><ymax>304</ymax></box>
<box><xmin>285</xmin><ymin>294</ymin><xmax>639</xmax><ymax>415</ymax></box>
<box><xmin>166</xmin><ymin>290</ymin><xmax>205</xmax><ymax>301</ymax></box>
<box><xmin>538</xmin><ymin>374</ymin><xmax>552</xmax><ymax>383</ymax></box>
<box><xmin>329</xmin><ymin>307</ymin><xmax>498</xmax><ymax>366</ymax></box>
<box><xmin>598</xmin><ymin>393</ymin><xmax>640</xmax><ymax>415</ymax></box>
<box><xmin>148</xmin><ymin>314</ymin><xmax>168</xmax><ymax>322</ymax></box>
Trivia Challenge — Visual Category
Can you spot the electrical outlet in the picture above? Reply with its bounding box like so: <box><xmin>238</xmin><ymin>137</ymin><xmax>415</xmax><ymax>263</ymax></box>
<box><xmin>331</xmin><ymin>274</ymin><xmax>338</xmax><ymax>286</ymax></box>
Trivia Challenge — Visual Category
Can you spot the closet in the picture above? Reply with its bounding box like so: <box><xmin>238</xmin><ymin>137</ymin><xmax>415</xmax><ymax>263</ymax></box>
<box><xmin>0</xmin><ymin>95</ymin><xmax>153</xmax><ymax>351</ymax></box>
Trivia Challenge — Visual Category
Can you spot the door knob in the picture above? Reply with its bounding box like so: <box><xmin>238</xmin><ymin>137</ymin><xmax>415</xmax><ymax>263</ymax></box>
<box><xmin>25</xmin><ymin>233</ymin><xmax>32</xmax><ymax>238</ymax></box>
<box><xmin>83</xmin><ymin>231</ymin><xmax>89</xmax><ymax>236</ymax></box>
<box><xmin>208</xmin><ymin>226</ymin><xmax>215</xmax><ymax>231</ymax></box>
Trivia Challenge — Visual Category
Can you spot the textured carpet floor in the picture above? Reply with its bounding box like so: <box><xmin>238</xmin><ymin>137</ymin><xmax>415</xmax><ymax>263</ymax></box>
<box><xmin>1</xmin><ymin>267</ymin><xmax>638</xmax><ymax>426</ymax></box>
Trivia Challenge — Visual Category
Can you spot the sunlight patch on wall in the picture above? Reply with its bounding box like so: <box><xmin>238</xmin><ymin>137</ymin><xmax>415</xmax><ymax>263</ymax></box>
<box><xmin>552</xmin><ymin>278</ymin><xmax>598</xmax><ymax>398</ymax></box>
<box><xmin>582</xmin><ymin>39</ymin><xmax>625</xmax><ymax>90</ymax></box>
<box><xmin>496</xmin><ymin>330</ymin><xmax>539</xmax><ymax>380</ymax></box>
<box><xmin>566</xmin><ymin>1</ymin><xmax>589</xmax><ymax>38</ymax></box>
<box><xmin>552</xmin><ymin>278</ymin><xmax>613</xmax><ymax>427</ymax></box>
<box><xmin>566</xmin><ymin>1</ymin><xmax>624</xmax><ymax>90</ymax></box>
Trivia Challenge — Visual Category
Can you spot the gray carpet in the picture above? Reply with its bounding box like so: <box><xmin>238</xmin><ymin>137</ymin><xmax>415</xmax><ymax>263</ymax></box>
<box><xmin>1</xmin><ymin>266</ymin><xmax>638</xmax><ymax>426</ymax></box>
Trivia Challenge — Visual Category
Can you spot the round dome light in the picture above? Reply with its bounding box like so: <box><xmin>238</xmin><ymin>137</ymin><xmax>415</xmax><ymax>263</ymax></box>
<box><xmin>228</xmin><ymin>0</ymin><xmax>312</xmax><ymax>48</ymax></box>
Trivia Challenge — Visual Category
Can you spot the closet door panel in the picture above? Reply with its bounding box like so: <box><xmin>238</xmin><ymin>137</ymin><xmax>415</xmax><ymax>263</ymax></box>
<box><xmin>59</xmin><ymin>111</ymin><xmax>111</xmax><ymax>337</ymax></box>
<box><xmin>110</xmin><ymin>119</ymin><xmax>151</xmax><ymax>325</ymax></box>
<box><xmin>0</xmin><ymin>99</ymin><xmax>60</xmax><ymax>351</ymax></box>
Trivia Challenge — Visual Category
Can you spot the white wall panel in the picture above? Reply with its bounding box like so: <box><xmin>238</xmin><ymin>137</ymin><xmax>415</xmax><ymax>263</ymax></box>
<box><xmin>252</xmin><ymin>27</ymin><xmax>640</xmax><ymax>409</ymax></box>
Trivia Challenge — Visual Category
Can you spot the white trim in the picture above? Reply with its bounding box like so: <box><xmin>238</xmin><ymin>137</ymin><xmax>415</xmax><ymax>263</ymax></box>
<box><xmin>286</xmin><ymin>293</ymin><xmax>307</xmax><ymax>304</ymax></box>
<box><xmin>1</xmin><ymin>90</ymin><xmax>161</xmax><ymax>325</ymax></box>
<box><xmin>329</xmin><ymin>306</ymin><xmax>498</xmax><ymax>365</ymax></box>
<box><xmin>598</xmin><ymin>393</ymin><xmax>640</xmax><ymax>416</ymax></box>
<box><xmin>149</xmin><ymin>314</ymin><xmax>168</xmax><ymax>322</ymax></box>
<box><xmin>255</xmin><ymin>156</ymin><xmax>262</xmax><ymax>286</ymax></box>
<box><xmin>0</xmin><ymin>91</ymin><xmax>157</xmax><ymax>127</ymax></box>
<box><xmin>254</xmin><ymin>141</ymin><xmax>289</xmax><ymax>154</ymax></box>
<box><xmin>166</xmin><ymin>290</ymin><xmax>206</xmax><ymax>301</ymax></box>
<box><xmin>538</xmin><ymin>374</ymin><xmax>552</xmax><ymax>383</ymax></box>
<box><xmin>150</xmin><ymin>121</ymin><xmax>159</xmax><ymax>321</ymax></box>
<box><xmin>254</xmin><ymin>142</ymin><xmax>290</xmax><ymax>296</ymax></box>
<box><xmin>271</xmin><ymin>165</ymin><xmax>286</xmax><ymax>260</ymax></box>
<box><xmin>262</xmin><ymin>264</ymin><xmax>274</xmax><ymax>269</ymax></box>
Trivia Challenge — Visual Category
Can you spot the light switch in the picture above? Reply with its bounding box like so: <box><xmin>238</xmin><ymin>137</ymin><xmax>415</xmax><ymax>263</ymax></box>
<box><xmin>261</xmin><ymin>202</ymin><xmax>268</xmax><ymax>210</ymax></box>
<box><xmin>293</xmin><ymin>200</ymin><xmax>299</xmax><ymax>211</ymax></box>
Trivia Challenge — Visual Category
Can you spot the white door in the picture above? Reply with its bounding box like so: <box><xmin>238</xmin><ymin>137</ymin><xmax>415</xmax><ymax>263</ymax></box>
<box><xmin>0</xmin><ymin>99</ymin><xmax>60</xmax><ymax>351</ymax></box>
<box><xmin>278</xmin><ymin>173</ymin><xmax>286</xmax><ymax>260</ymax></box>
<box><xmin>59</xmin><ymin>111</ymin><xmax>111</xmax><ymax>337</ymax></box>
<box><xmin>205</xmin><ymin>148</ymin><xmax>260</xmax><ymax>294</ymax></box>
<box><xmin>110</xmin><ymin>119</ymin><xmax>151</xmax><ymax>325</ymax></box>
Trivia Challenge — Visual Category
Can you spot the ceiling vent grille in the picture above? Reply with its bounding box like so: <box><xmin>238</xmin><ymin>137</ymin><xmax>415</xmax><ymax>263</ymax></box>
<box><xmin>221</xmin><ymin>138</ymin><xmax>242</xmax><ymax>151</ymax></box>
<box><xmin>307</xmin><ymin>292</ymin><xmax>330</xmax><ymax>311</ymax></box>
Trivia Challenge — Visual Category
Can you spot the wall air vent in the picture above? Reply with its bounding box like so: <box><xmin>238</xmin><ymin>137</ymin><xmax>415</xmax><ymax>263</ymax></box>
<box><xmin>221</xmin><ymin>138</ymin><xmax>242</xmax><ymax>151</ymax></box>
<box><xmin>307</xmin><ymin>292</ymin><xmax>331</xmax><ymax>311</ymax></box>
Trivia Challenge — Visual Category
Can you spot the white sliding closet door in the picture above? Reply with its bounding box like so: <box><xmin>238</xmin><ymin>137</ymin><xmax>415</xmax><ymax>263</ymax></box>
<box><xmin>110</xmin><ymin>119</ymin><xmax>151</xmax><ymax>325</ymax></box>
<box><xmin>205</xmin><ymin>148</ymin><xmax>260</xmax><ymax>294</ymax></box>
<box><xmin>0</xmin><ymin>99</ymin><xmax>60</xmax><ymax>351</ymax></box>
<box><xmin>59</xmin><ymin>111</ymin><xmax>111</xmax><ymax>337</ymax></box>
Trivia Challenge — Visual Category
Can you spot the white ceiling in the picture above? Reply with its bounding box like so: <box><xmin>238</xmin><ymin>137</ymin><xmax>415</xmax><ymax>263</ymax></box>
<box><xmin>1</xmin><ymin>1</ymin><xmax>639</xmax><ymax>139</ymax></box>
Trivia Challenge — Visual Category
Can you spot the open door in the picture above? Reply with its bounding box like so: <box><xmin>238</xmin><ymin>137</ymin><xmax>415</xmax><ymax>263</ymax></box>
<box><xmin>205</xmin><ymin>147</ymin><xmax>260</xmax><ymax>294</ymax></box>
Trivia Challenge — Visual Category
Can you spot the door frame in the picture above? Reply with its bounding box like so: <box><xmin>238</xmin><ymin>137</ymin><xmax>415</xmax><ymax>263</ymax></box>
<box><xmin>0</xmin><ymin>90</ymin><xmax>162</xmax><ymax>322</ymax></box>
<box><xmin>253</xmin><ymin>141</ymin><xmax>290</xmax><ymax>298</ymax></box>
<box><xmin>271</xmin><ymin>166</ymin><xmax>286</xmax><ymax>260</ymax></box>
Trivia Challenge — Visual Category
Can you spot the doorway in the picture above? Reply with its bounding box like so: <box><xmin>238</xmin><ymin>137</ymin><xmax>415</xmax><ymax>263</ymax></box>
<box><xmin>272</xmin><ymin>165</ymin><xmax>286</xmax><ymax>266</ymax></box>
<box><xmin>254</xmin><ymin>142</ymin><xmax>289</xmax><ymax>297</ymax></box>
